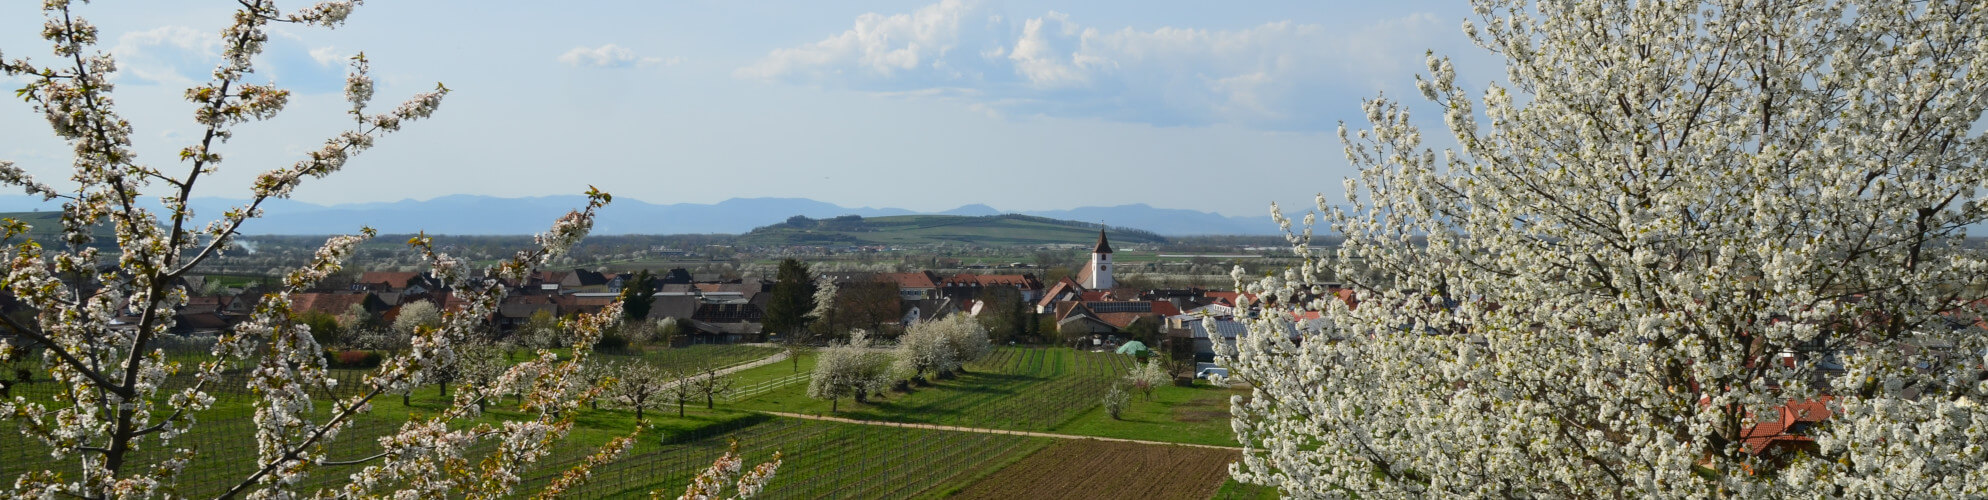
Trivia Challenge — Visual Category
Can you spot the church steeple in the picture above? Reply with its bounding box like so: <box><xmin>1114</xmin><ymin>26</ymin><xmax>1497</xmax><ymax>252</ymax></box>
<box><xmin>1085</xmin><ymin>228</ymin><xmax>1114</xmax><ymax>290</ymax></box>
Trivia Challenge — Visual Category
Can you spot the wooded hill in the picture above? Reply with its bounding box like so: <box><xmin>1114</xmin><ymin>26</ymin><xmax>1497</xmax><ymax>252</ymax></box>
<box><xmin>738</xmin><ymin>214</ymin><xmax>1169</xmax><ymax>247</ymax></box>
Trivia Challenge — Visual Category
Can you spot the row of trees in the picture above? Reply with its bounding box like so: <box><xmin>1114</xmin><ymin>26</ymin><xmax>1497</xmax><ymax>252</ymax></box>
<box><xmin>805</xmin><ymin>316</ymin><xmax>994</xmax><ymax>411</ymax></box>
<box><xmin>599</xmin><ymin>360</ymin><xmax>735</xmax><ymax>420</ymax></box>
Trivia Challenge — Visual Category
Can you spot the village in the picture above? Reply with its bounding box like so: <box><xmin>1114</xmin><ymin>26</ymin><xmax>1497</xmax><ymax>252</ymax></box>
<box><xmin>157</xmin><ymin>231</ymin><xmax>1258</xmax><ymax>368</ymax></box>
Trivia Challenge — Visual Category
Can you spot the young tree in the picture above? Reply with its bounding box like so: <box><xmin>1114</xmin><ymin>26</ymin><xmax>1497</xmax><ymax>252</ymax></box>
<box><xmin>0</xmin><ymin>3</ymin><xmax>628</xmax><ymax>497</ymax></box>
<box><xmin>806</xmin><ymin>273</ymin><xmax>842</xmax><ymax>339</ymax></box>
<box><xmin>807</xmin><ymin>331</ymin><xmax>892</xmax><ymax>412</ymax></box>
<box><xmin>692</xmin><ymin>365</ymin><xmax>736</xmax><ymax>410</ymax></box>
<box><xmin>1226</xmin><ymin>0</ymin><xmax>1988</xmax><ymax>496</ymax></box>
<box><xmin>661</xmin><ymin>365</ymin><xmax>698</xmax><ymax>418</ymax></box>
<box><xmin>1102</xmin><ymin>383</ymin><xmax>1130</xmax><ymax>421</ymax></box>
<box><xmin>518</xmin><ymin>308</ymin><xmax>565</xmax><ymax>349</ymax></box>
<box><xmin>451</xmin><ymin>337</ymin><xmax>511</xmax><ymax>411</ymax></box>
<box><xmin>609</xmin><ymin>360</ymin><xmax>671</xmax><ymax>421</ymax></box>
<box><xmin>1126</xmin><ymin>357</ymin><xmax>1167</xmax><ymax>401</ymax></box>
<box><xmin>654</xmin><ymin>317</ymin><xmax>682</xmax><ymax>346</ymax></box>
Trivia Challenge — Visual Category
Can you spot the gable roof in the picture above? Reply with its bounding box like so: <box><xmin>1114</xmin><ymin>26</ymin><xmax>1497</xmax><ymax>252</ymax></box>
<box><xmin>1036</xmin><ymin>277</ymin><xmax>1084</xmax><ymax>310</ymax></box>
<box><xmin>647</xmin><ymin>295</ymin><xmax>701</xmax><ymax>321</ymax></box>
<box><xmin>358</xmin><ymin>271</ymin><xmax>423</xmax><ymax>290</ymax></box>
<box><xmin>498</xmin><ymin>294</ymin><xmax>557</xmax><ymax>319</ymax></box>
<box><xmin>1738</xmin><ymin>398</ymin><xmax>1835</xmax><ymax>455</ymax></box>
<box><xmin>290</xmin><ymin>292</ymin><xmax>379</xmax><ymax>316</ymax></box>
<box><xmin>878</xmin><ymin>272</ymin><xmax>942</xmax><ymax>290</ymax></box>
<box><xmin>944</xmin><ymin>272</ymin><xmax>1043</xmax><ymax>290</ymax></box>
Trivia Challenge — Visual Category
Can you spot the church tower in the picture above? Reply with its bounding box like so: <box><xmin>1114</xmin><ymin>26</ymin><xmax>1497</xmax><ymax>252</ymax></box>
<box><xmin>1084</xmin><ymin>228</ymin><xmax>1114</xmax><ymax>290</ymax></box>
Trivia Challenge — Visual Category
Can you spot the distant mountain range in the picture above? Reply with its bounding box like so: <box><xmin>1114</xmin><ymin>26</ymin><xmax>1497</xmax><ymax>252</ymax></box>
<box><xmin>0</xmin><ymin>195</ymin><xmax>1284</xmax><ymax>236</ymax></box>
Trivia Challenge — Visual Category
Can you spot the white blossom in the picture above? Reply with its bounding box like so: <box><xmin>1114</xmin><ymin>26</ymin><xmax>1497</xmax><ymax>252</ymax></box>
<box><xmin>0</xmin><ymin>2</ymin><xmax>623</xmax><ymax>498</ymax></box>
<box><xmin>1227</xmin><ymin>0</ymin><xmax>1988</xmax><ymax>497</ymax></box>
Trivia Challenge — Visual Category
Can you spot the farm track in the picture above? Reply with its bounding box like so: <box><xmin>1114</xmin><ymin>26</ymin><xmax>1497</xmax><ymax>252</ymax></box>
<box><xmin>758</xmin><ymin>411</ymin><xmax>1240</xmax><ymax>451</ymax></box>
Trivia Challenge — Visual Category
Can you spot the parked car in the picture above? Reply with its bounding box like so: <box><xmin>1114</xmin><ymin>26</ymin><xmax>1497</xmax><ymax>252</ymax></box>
<box><xmin>1195</xmin><ymin>362</ymin><xmax>1229</xmax><ymax>380</ymax></box>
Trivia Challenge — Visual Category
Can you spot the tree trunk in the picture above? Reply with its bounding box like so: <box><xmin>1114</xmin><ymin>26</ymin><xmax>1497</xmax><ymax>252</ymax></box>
<box><xmin>832</xmin><ymin>397</ymin><xmax>838</xmax><ymax>412</ymax></box>
<box><xmin>706</xmin><ymin>393</ymin><xmax>715</xmax><ymax>409</ymax></box>
<box><xmin>635</xmin><ymin>406</ymin><xmax>644</xmax><ymax>421</ymax></box>
<box><xmin>677</xmin><ymin>400</ymin><xmax>685</xmax><ymax>417</ymax></box>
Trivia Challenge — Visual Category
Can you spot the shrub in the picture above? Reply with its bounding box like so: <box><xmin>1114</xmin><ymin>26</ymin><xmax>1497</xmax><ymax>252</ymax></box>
<box><xmin>326</xmin><ymin>350</ymin><xmax>385</xmax><ymax>369</ymax></box>
<box><xmin>593</xmin><ymin>333</ymin><xmax>630</xmax><ymax>353</ymax></box>
<box><xmin>1103</xmin><ymin>383</ymin><xmax>1130</xmax><ymax>420</ymax></box>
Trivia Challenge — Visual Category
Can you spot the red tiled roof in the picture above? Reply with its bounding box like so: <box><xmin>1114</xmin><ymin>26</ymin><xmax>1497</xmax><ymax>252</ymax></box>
<box><xmin>944</xmin><ymin>273</ymin><xmax>1043</xmax><ymax>289</ymax></box>
<box><xmin>290</xmin><ymin>292</ymin><xmax>374</xmax><ymax>316</ymax></box>
<box><xmin>1738</xmin><ymin>397</ymin><xmax>1834</xmax><ymax>455</ymax></box>
<box><xmin>358</xmin><ymin>271</ymin><xmax>421</xmax><ymax>289</ymax></box>
<box><xmin>878</xmin><ymin>272</ymin><xmax>941</xmax><ymax>290</ymax></box>
<box><xmin>1036</xmin><ymin>278</ymin><xmax>1084</xmax><ymax>310</ymax></box>
<box><xmin>1204</xmin><ymin>291</ymin><xmax>1241</xmax><ymax>307</ymax></box>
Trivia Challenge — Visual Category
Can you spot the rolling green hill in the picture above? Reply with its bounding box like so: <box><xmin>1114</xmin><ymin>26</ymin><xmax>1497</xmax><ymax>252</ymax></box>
<box><xmin>736</xmin><ymin>214</ymin><xmax>1169</xmax><ymax>247</ymax></box>
<box><xmin>0</xmin><ymin>211</ymin><xmax>116</xmax><ymax>246</ymax></box>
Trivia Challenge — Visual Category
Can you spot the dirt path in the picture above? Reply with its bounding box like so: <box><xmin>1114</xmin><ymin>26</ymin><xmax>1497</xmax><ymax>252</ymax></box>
<box><xmin>758</xmin><ymin>411</ymin><xmax>1242</xmax><ymax>451</ymax></box>
<box><xmin>660</xmin><ymin>351</ymin><xmax>789</xmax><ymax>390</ymax></box>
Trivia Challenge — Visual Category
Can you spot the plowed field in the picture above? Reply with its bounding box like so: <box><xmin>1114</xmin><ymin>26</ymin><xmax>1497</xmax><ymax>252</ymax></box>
<box><xmin>949</xmin><ymin>439</ymin><xmax>1239</xmax><ymax>500</ymax></box>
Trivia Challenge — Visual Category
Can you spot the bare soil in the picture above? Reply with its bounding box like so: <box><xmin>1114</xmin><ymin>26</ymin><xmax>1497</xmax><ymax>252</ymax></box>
<box><xmin>949</xmin><ymin>439</ymin><xmax>1239</xmax><ymax>500</ymax></box>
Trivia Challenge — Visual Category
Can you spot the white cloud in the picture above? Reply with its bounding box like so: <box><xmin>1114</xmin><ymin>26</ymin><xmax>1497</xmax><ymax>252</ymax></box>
<box><xmin>108</xmin><ymin>26</ymin><xmax>349</xmax><ymax>92</ymax></box>
<box><xmin>739</xmin><ymin>3</ymin><xmax>1456</xmax><ymax>130</ymax></box>
<box><xmin>1008</xmin><ymin>12</ymin><xmax>1089</xmax><ymax>88</ymax></box>
<box><xmin>735</xmin><ymin>0</ymin><xmax>987</xmax><ymax>81</ymax></box>
<box><xmin>110</xmin><ymin>26</ymin><xmax>221</xmax><ymax>86</ymax></box>
<box><xmin>557</xmin><ymin>44</ymin><xmax>677</xmax><ymax>68</ymax></box>
<box><xmin>309</xmin><ymin>46</ymin><xmax>347</xmax><ymax>67</ymax></box>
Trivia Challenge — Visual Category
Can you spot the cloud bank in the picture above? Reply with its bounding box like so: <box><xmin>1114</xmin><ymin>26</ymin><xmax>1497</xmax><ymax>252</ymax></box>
<box><xmin>108</xmin><ymin>26</ymin><xmax>348</xmax><ymax>92</ymax></box>
<box><xmin>557</xmin><ymin>43</ymin><xmax>679</xmax><ymax>68</ymax></box>
<box><xmin>739</xmin><ymin>1</ymin><xmax>1453</xmax><ymax>130</ymax></box>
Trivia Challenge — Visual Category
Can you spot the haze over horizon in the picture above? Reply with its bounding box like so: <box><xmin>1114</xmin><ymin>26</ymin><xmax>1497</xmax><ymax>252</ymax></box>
<box><xmin>0</xmin><ymin>1</ymin><xmax>1498</xmax><ymax>219</ymax></box>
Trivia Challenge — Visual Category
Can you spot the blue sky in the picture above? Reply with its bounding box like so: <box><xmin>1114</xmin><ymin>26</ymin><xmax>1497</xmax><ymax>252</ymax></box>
<box><xmin>0</xmin><ymin>1</ymin><xmax>1492</xmax><ymax>218</ymax></box>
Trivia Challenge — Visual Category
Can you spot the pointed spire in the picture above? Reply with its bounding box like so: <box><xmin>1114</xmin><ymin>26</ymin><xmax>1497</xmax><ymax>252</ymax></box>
<box><xmin>1092</xmin><ymin>228</ymin><xmax>1113</xmax><ymax>254</ymax></box>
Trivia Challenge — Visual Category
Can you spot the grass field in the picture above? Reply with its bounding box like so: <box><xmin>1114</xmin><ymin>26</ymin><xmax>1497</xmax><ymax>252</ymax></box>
<box><xmin>728</xmin><ymin>347</ymin><xmax>1132</xmax><ymax>432</ymax></box>
<box><xmin>0</xmin><ymin>344</ymin><xmax>784</xmax><ymax>497</ymax></box>
<box><xmin>558</xmin><ymin>418</ymin><xmax>1051</xmax><ymax>499</ymax></box>
<box><xmin>1048</xmin><ymin>379</ymin><xmax>1248</xmax><ymax>448</ymax></box>
<box><xmin>4</xmin><ymin>342</ymin><xmax>1276</xmax><ymax>498</ymax></box>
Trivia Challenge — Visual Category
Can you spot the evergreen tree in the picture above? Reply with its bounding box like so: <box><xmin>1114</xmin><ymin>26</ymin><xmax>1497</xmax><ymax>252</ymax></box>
<box><xmin>762</xmin><ymin>259</ymin><xmax>818</xmax><ymax>338</ymax></box>
<box><xmin>617</xmin><ymin>269</ymin><xmax>657</xmax><ymax>323</ymax></box>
